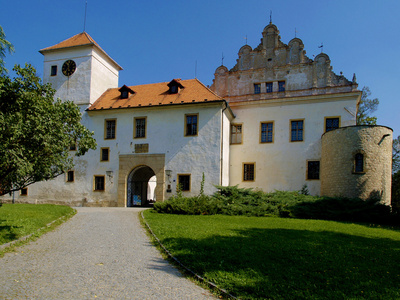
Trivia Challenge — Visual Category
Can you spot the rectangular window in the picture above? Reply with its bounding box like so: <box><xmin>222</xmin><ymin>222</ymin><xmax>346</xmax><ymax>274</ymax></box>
<box><xmin>94</xmin><ymin>176</ymin><xmax>105</xmax><ymax>191</ymax></box>
<box><xmin>354</xmin><ymin>153</ymin><xmax>364</xmax><ymax>173</ymax></box>
<box><xmin>325</xmin><ymin>117</ymin><xmax>340</xmax><ymax>132</ymax></box>
<box><xmin>231</xmin><ymin>124</ymin><xmax>242</xmax><ymax>144</ymax></box>
<box><xmin>51</xmin><ymin>65</ymin><xmax>57</xmax><ymax>76</ymax></box>
<box><xmin>243</xmin><ymin>163</ymin><xmax>255</xmax><ymax>181</ymax></box>
<box><xmin>260</xmin><ymin>122</ymin><xmax>274</xmax><ymax>143</ymax></box>
<box><xmin>67</xmin><ymin>171</ymin><xmax>74</xmax><ymax>182</ymax></box>
<box><xmin>178</xmin><ymin>174</ymin><xmax>191</xmax><ymax>192</ymax></box>
<box><xmin>69</xmin><ymin>142</ymin><xmax>76</xmax><ymax>151</ymax></box>
<box><xmin>105</xmin><ymin>119</ymin><xmax>116</xmax><ymax>139</ymax></box>
<box><xmin>254</xmin><ymin>83</ymin><xmax>261</xmax><ymax>94</ymax></box>
<box><xmin>134</xmin><ymin>117</ymin><xmax>146</xmax><ymax>138</ymax></box>
<box><xmin>291</xmin><ymin>120</ymin><xmax>304</xmax><ymax>142</ymax></box>
<box><xmin>185</xmin><ymin>114</ymin><xmax>198</xmax><ymax>136</ymax></box>
<box><xmin>266</xmin><ymin>82</ymin><xmax>273</xmax><ymax>93</ymax></box>
<box><xmin>100</xmin><ymin>148</ymin><xmax>109</xmax><ymax>162</ymax></box>
<box><xmin>307</xmin><ymin>161</ymin><xmax>320</xmax><ymax>180</ymax></box>
<box><xmin>278</xmin><ymin>81</ymin><xmax>285</xmax><ymax>92</ymax></box>
<box><xmin>20</xmin><ymin>188</ymin><xmax>28</xmax><ymax>196</ymax></box>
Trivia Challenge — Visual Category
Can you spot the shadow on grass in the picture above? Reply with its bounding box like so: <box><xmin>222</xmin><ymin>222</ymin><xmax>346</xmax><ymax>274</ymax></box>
<box><xmin>162</xmin><ymin>228</ymin><xmax>400</xmax><ymax>299</ymax></box>
<box><xmin>0</xmin><ymin>222</ymin><xmax>19</xmax><ymax>244</ymax></box>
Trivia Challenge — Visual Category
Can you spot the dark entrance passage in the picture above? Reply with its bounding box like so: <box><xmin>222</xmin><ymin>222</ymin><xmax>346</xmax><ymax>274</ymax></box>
<box><xmin>127</xmin><ymin>166</ymin><xmax>156</xmax><ymax>207</ymax></box>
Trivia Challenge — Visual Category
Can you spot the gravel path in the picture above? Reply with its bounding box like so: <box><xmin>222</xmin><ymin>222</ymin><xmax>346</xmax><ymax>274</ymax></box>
<box><xmin>0</xmin><ymin>207</ymin><xmax>214</xmax><ymax>299</ymax></box>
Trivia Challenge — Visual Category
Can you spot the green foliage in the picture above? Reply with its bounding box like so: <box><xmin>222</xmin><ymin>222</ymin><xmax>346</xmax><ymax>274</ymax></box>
<box><xmin>0</xmin><ymin>64</ymin><xmax>97</xmax><ymax>195</ymax></box>
<box><xmin>144</xmin><ymin>211</ymin><xmax>400</xmax><ymax>300</ymax></box>
<box><xmin>393</xmin><ymin>135</ymin><xmax>400</xmax><ymax>173</ymax></box>
<box><xmin>356</xmin><ymin>86</ymin><xmax>379</xmax><ymax>125</ymax></box>
<box><xmin>153</xmin><ymin>185</ymin><xmax>399</xmax><ymax>225</ymax></box>
<box><xmin>392</xmin><ymin>171</ymin><xmax>400</xmax><ymax>214</ymax></box>
<box><xmin>0</xmin><ymin>26</ymin><xmax>14</xmax><ymax>74</ymax></box>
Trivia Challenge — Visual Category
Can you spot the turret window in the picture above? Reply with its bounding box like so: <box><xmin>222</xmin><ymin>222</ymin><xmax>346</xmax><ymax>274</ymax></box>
<box><xmin>354</xmin><ymin>153</ymin><xmax>364</xmax><ymax>173</ymax></box>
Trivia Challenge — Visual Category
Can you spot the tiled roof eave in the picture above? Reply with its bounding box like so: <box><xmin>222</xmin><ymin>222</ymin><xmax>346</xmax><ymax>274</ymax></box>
<box><xmin>87</xmin><ymin>99</ymin><xmax>226</xmax><ymax>112</ymax></box>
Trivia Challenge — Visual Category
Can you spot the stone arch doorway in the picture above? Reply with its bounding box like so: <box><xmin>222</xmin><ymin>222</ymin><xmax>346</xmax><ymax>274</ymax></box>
<box><xmin>127</xmin><ymin>166</ymin><xmax>156</xmax><ymax>207</ymax></box>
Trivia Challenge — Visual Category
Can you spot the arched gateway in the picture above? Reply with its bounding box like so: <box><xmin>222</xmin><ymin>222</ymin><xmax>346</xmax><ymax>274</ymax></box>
<box><xmin>127</xmin><ymin>166</ymin><xmax>156</xmax><ymax>207</ymax></box>
<box><xmin>117</xmin><ymin>154</ymin><xmax>165</xmax><ymax>207</ymax></box>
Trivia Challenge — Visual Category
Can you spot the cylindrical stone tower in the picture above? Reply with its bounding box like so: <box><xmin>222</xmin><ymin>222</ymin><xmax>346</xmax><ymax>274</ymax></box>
<box><xmin>321</xmin><ymin>125</ymin><xmax>393</xmax><ymax>205</ymax></box>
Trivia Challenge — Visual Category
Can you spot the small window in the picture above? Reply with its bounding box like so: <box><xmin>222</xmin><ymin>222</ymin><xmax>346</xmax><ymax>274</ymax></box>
<box><xmin>170</xmin><ymin>85</ymin><xmax>178</xmax><ymax>94</ymax></box>
<box><xmin>291</xmin><ymin>120</ymin><xmax>304</xmax><ymax>142</ymax></box>
<box><xmin>94</xmin><ymin>176</ymin><xmax>105</xmax><ymax>191</ymax></box>
<box><xmin>261</xmin><ymin>122</ymin><xmax>273</xmax><ymax>143</ymax></box>
<box><xmin>20</xmin><ymin>188</ymin><xmax>28</xmax><ymax>196</ymax></box>
<box><xmin>51</xmin><ymin>65</ymin><xmax>57</xmax><ymax>76</ymax></box>
<box><xmin>254</xmin><ymin>83</ymin><xmax>261</xmax><ymax>94</ymax></box>
<box><xmin>185</xmin><ymin>114</ymin><xmax>198</xmax><ymax>136</ymax></box>
<box><xmin>100</xmin><ymin>148</ymin><xmax>109</xmax><ymax>162</ymax></box>
<box><xmin>325</xmin><ymin>117</ymin><xmax>340</xmax><ymax>132</ymax></box>
<box><xmin>67</xmin><ymin>171</ymin><xmax>74</xmax><ymax>182</ymax></box>
<box><xmin>278</xmin><ymin>81</ymin><xmax>285</xmax><ymax>92</ymax></box>
<box><xmin>355</xmin><ymin>153</ymin><xmax>364</xmax><ymax>173</ymax></box>
<box><xmin>243</xmin><ymin>163</ymin><xmax>255</xmax><ymax>181</ymax></box>
<box><xmin>307</xmin><ymin>161</ymin><xmax>320</xmax><ymax>180</ymax></box>
<box><xmin>121</xmin><ymin>90</ymin><xmax>129</xmax><ymax>99</ymax></box>
<box><xmin>266</xmin><ymin>82</ymin><xmax>273</xmax><ymax>93</ymax></box>
<box><xmin>231</xmin><ymin>124</ymin><xmax>242</xmax><ymax>144</ymax></box>
<box><xmin>134</xmin><ymin>117</ymin><xmax>146</xmax><ymax>138</ymax></box>
<box><xmin>178</xmin><ymin>174</ymin><xmax>190</xmax><ymax>191</ymax></box>
<box><xmin>105</xmin><ymin>119</ymin><xmax>116</xmax><ymax>140</ymax></box>
<box><xmin>69</xmin><ymin>142</ymin><xmax>77</xmax><ymax>151</ymax></box>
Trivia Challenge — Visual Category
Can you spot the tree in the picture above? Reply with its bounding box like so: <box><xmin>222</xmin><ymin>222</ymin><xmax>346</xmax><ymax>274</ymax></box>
<box><xmin>356</xmin><ymin>86</ymin><xmax>379</xmax><ymax>125</ymax></box>
<box><xmin>0</xmin><ymin>63</ymin><xmax>97</xmax><ymax>196</ymax></box>
<box><xmin>393</xmin><ymin>135</ymin><xmax>400</xmax><ymax>173</ymax></box>
<box><xmin>0</xmin><ymin>26</ymin><xmax>14</xmax><ymax>73</ymax></box>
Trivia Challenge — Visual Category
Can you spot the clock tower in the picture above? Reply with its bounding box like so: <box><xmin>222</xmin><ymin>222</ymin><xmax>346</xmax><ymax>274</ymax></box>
<box><xmin>39</xmin><ymin>32</ymin><xmax>122</xmax><ymax>108</ymax></box>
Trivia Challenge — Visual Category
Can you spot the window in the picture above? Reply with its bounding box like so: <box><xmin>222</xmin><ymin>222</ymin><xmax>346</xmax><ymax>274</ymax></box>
<box><xmin>121</xmin><ymin>90</ymin><xmax>129</xmax><ymax>99</ymax></box>
<box><xmin>134</xmin><ymin>117</ymin><xmax>146</xmax><ymax>138</ymax></box>
<box><xmin>105</xmin><ymin>119</ymin><xmax>116</xmax><ymax>139</ymax></box>
<box><xmin>170</xmin><ymin>85</ymin><xmax>178</xmax><ymax>93</ymax></box>
<box><xmin>178</xmin><ymin>174</ymin><xmax>190</xmax><ymax>191</ymax></box>
<box><xmin>254</xmin><ymin>83</ymin><xmax>261</xmax><ymax>94</ymax></box>
<box><xmin>231</xmin><ymin>124</ymin><xmax>242</xmax><ymax>144</ymax></box>
<box><xmin>51</xmin><ymin>65</ymin><xmax>57</xmax><ymax>76</ymax></box>
<box><xmin>354</xmin><ymin>153</ymin><xmax>364</xmax><ymax>173</ymax></box>
<box><xmin>325</xmin><ymin>117</ymin><xmax>340</xmax><ymax>132</ymax></box>
<box><xmin>185</xmin><ymin>114</ymin><xmax>198</xmax><ymax>136</ymax></box>
<box><xmin>243</xmin><ymin>163</ymin><xmax>255</xmax><ymax>181</ymax></box>
<box><xmin>100</xmin><ymin>148</ymin><xmax>109</xmax><ymax>162</ymax></box>
<box><xmin>94</xmin><ymin>176</ymin><xmax>105</xmax><ymax>191</ymax></box>
<box><xmin>307</xmin><ymin>161</ymin><xmax>320</xmax><ymax>180</ymax></box>
<box><xmin>20</xmin><ymin>188</ymin><xmax>28</xmax><ymax>196</ymax></box>
<box><xmin>278</xmin><ymin>81</ymin><xmax>285</xmax><ymax>92</ymax></box>
<box><xmin>67</xmin><ymin>171</ymin><xmax>74</xmax><ymax>182</ymax></box>
<box><xmin>291</xmin><ymin>120</ymin><xmax>304</xmax><ymax>142</ymax></box>
<box><xmin>260</xmin><ymin>122</ymin><xmax>274</xmax><ymax>143</ymax></box>
<box><xmin>266</xmin><ymin>82</ymin><xmax>273</xmax><ymax>93</ymax></box>
<box><xmin>69</xmin><ymin>142</ymin><xmax>76</xmax><ymax>151</ymax></box>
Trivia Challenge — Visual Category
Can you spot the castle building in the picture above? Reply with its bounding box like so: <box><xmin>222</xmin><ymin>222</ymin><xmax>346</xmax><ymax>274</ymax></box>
<box><xmin>2</xmin><ymin>22</ymin><xmax>393</xmax><ymax>206</ymax></box>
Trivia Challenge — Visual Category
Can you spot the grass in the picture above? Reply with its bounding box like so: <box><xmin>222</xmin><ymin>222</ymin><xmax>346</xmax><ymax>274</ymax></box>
<box><xmin>0</xmin><ymin>204</ymin><xmax>75</xmax><ymax>249</ymax></box>
<box><xmin>143</xmin><ymin>210</ymin><xmax>400</xmax><ymax>300</ymax></box>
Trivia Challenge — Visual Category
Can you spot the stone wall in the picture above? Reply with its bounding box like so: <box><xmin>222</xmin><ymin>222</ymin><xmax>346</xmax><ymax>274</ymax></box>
<box><xmin>321</xmin><ymin>126</ymin><xmax>393</xmax><ymax>204</ymax></box>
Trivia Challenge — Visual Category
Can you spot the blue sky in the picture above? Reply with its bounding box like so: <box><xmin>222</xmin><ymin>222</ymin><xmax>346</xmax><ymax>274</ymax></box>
<box><xmin>1</xmin><ymin>0</ymin><xmax>399</xmax><ymax>137</ymax></box>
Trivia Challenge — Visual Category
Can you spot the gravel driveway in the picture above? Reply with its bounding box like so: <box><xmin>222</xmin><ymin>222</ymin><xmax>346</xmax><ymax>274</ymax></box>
<box><xmin>0</xmin><ymin>207</ymin><xmax>214</xmax><ymax>299</ymax></box>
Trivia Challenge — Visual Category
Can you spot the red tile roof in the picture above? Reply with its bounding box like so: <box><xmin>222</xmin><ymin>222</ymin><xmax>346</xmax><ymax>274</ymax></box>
<box><xmin>88</xmin><ymin>79</ymin><xmax>224</xmax><ymax>111</ymax></box>
<box><xmin>39</xmin><ymin>32</ymin><xmax>122</xmax><ymax>70</ymax></box>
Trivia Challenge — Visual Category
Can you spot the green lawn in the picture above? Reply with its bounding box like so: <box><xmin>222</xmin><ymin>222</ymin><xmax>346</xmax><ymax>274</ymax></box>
<box><xmin>0</xmin><ymin>203</ymin><xmax>75</xmax><ymax>245</ymax></box>
<box><xmin>143</xmin><ymin>210</ymin><xmax>400</xmax><ymax>299</ymax></box>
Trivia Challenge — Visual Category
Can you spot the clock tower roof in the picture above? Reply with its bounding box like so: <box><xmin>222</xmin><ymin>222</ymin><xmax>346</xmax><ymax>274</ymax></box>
<box><xmin>39</xmin><ymin>32</ymin><xmax>122</xmax><ymax>70</ymax></box>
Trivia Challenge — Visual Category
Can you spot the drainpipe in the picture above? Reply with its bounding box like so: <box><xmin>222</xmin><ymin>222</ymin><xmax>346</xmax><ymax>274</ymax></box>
<box><xmin>220</xmin><ymin>102</ymin><xmax>228</xmax><ymax>186</ymax></box>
